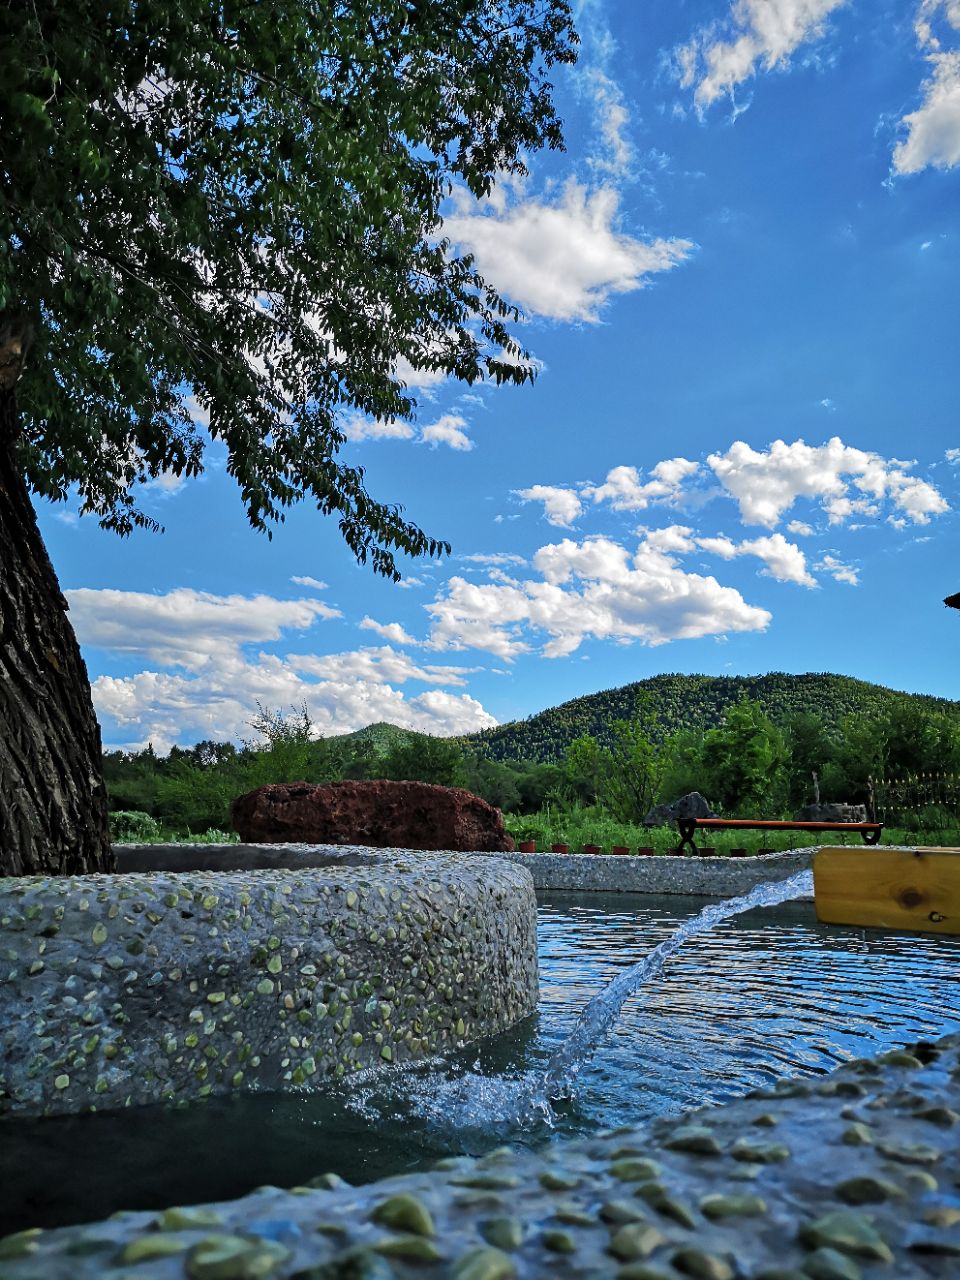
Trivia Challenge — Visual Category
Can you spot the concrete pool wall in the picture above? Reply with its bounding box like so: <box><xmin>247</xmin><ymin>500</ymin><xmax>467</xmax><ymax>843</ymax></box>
<box><xmin>0</xmin><ymin>851</ymin><xmax>538</xmax><ymax>1119</ymax></box>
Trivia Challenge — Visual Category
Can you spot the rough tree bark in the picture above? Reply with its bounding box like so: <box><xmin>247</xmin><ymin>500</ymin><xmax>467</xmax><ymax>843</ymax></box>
<box><xmin>0</xmin><ymin>325</ymin><xmax>113</xmax><ymax>877</ymax></box>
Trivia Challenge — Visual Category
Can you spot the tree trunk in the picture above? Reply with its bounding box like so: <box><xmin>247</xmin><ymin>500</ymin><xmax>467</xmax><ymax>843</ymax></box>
<box><xmin>0</xmin><ymin>383</ymin><xmax>114</xmax><ymax>876</ymax></box>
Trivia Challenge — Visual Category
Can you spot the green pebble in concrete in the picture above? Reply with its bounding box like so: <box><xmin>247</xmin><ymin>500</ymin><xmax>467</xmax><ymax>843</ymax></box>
<box><xmin>373</xmin><ymin>1234</ymin><xmax>444</xmax><ymax>1261</ymax></box>
<box><xmin>542</xmin><ymin>1229</ymin><xmax>577</xmax><ymax>1253</ymax></box>
<box><xmin>671</xmin><ymin>1246</ymin><xmax>735</xmax><ymax>1280</ymax></box>
<box><xmin>0</xmin><ymin>1229</ymin><xmax>41</xmax><ymax>1260</ymax></box>
<box><xmin>615</xmin><ymin>1267</ymin><xmax>674</xmax><ymax>1280</ymax></box>
<box><xmin>834</xmin><ymin>1175</ymin><xmax>904</xmax><ymax>1205</ymax></box>
<box><xmin>609</xmin><ymin>1158</ymin><xmax>662</xmax><ymax>1182</ymax></box>
<box><xmin>731</xmin><ymin>1139</ymin><xmax>790</xmax><ymax>1163</ymax></box>
<box><xmin>119</xmin><ymin>1233</ymin><xmax>192</xmax><ymax>1263</ymax></box>
<box><xmin>539</xmin><ymin>1170</ymin><xmax>580</xmax><ymax>1190</ymax></box>
<box><xmin>608</xmin><ymin>1223</ymin><xmax>669</xmax><ymax>1261</ymax></box>
<box><xmin>600</xmin><ymin>1200</ymin><xmax>648</xmax><ymax>1224</ymax></box>
<box><xmin>371</xmin><ymin>1192</ymin><xmax>435</xmax><ymax>1236</ymax></box>
<box><xmin>802</xmin><ymin>1247</ymin><xmax>863</xmax><ymax>1280</ymax></box>
<box><xmin>186</xmin><ymin>1234</ymin><xmax>291</xmax><ymax>1279</ymax></box>
<box><xmin>799</xmin><ymin>1211</ymin><xmax>894</xmax><ymax>1262</ymax></box>
<box><xmin>479</xmin><ymin>1217</ymin><xmax>525</xmax><ymax>1250</ymax></box>
<box><xmin>664</xmin><ymin>1126</ymin><xmax>723</xmax><ymax>1155</ymax></box>
<box><xmin>699</xmin><ymin>1193</ymin><xmax>767</xmax><ymax>1219</ymax></box>
<box><xmin>840</xmin><ymin>1124</ymin><xmax>874</xmax><ymax>1146</ymax></box>
<box><xmin>451</xmin><ymin>1245</ymin><xmax>517</xmax><ymax>1280</ymax></box>
<box><xmin>158</xmin><ymin>1207</ymin><xmax>225</xmax><ymax>1229</ymax></box>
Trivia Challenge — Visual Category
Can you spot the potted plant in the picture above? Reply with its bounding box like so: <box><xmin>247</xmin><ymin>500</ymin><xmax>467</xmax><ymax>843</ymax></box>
<box><xmin>582</xmin><ymin>842</ymin><xmax>603</xmax><ymax>855</ymax></box>
<box><xmin>516</xmin><ymin>826</ymin><xmax>538</xmax><ymax>854</ymax></box>
<box><xmin>636</xmin><ymin>846</ymin><xmax>656</xmax><ymax>856</ymax></box>
<box><xmin>611</xmin><ymin>844</ymin><xmax>629</xmax><ymax>855</ymax></box>
<box><xmin>550</xmin><ymin>832</ymin><xmax>570</xmax><ymax>854</ymax></box>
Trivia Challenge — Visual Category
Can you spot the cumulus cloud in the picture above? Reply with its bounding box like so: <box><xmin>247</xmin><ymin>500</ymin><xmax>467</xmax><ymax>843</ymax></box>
<box><xmin>675</xmin><ymin>0</ymin><xmax>846</xmax><ymax>110</ymax></box>
<box><xmin>893</xmin><ymin>2</ymin><xmax>960</xmax><ymax>174</ymax></box>
<box><xmin>426</xmin><ymin>531</ymin><xmax>771</xmax><ymax>659</ymax></box>
<box><xmin>696</xmin><ymin>531</ymin><xmax>817</xmax><ymax>586</ymax></box>
<box><xmin>787</xmin><ymin>520</ymin><xmax>814</xmax><ymax>536</ymax></box>
<box><xmin>815</xmin><ymin>554</ymin><xmax>859</xmax><ymax>585</ymax></box>
<box><xmin>419</xmin><ymin>414</ymin><xmax>473</xmax><ymax>451</ymax></box>
<box><xmin>585</xmin><ymin>457</ymin><xmax>700</xmax><ymax>509</ymax></box>
<box><xmin>291</xmin><ymin>575</ymin><xmax>329</xmax><ymax>590</ymax></box>
<box><xmin>443</xmin><ymin>181</ymin><xmax>693</xmax><ymax>322</ymax></box>
<box><xmin>515</xmin><ymin>484</ymin><xmax>584</xmax><ymax>528</ymax></box>
<box><xmin>67</xmin><ymin>588</ymin><xmax>341</xmax><ymax>671</ymax></box>
<box><xmin>358</xmin><ymin>616</ymin><xmax>420</xmax><ymax>646</ymax></box>
<box><xmin>460</xmin><ymin>553</ymin><xmax>529</xmax><ymax>567</ymax></box>
<box><xmin>707</xmin><ymin>437</ymin><xmax>949</xmax><ymax>528</ymax></box>
<box><xmin>342</xmin><ymin>413</ymin><xmax>415</xmax><ymax>443</ymax></box>
<box><xmin>93</xmin><ymin>657</ymin><xmax>496</xmax><ymax>753</ymax></box>
<box><xmin>946</xmin><ymin>447</ymin><xmax>960</xmax><ymax>463</ymax></box>
<box><xmin>73</xmin><ymin>587</ymin><xmax>494</xmax><ymax>749</ymax></box>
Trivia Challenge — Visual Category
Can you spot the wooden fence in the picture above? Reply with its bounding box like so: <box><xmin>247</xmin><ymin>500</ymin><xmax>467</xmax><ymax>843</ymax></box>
<box><xmin>872</xmin><ymin>773</ymin><xmax>960</xmax><ymax>829</ymax></box>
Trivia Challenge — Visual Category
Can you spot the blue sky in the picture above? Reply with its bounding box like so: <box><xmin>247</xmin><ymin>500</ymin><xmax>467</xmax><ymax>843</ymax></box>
<box><xmin>37</xmin><ymin>0</ymin><xmax>960</xmax><ymax>751</ymax></box>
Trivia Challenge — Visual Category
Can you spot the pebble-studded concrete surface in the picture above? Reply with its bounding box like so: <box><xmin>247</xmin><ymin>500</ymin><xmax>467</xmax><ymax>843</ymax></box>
<box><xmin>0</xmin><ymin>854</ymin><xmax>538</xmax><ymax>1119</ymax></box>
<box><xmin>1</xmin><ymin>1035</ymin><xmax>958</xmax><ymax>1278</ymax></box>
<box><xmin>114</xmin><ymin>845</ymin><xmax>818</xmax><ymax>898</ymax></box>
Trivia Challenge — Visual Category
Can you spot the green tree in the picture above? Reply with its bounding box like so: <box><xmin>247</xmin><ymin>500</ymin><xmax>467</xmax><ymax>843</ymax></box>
<box><xmin>602</xmin><ymin>714</ymin><xmax>664</xmax><ymax>824</ymax></box>
<box><xmin>379</xmin><ymin>734</ymin><xmax>466</xmax><ymax>787</ymax></box>
<box><xmin>563</xmin><ymin>733</ymin><xmax>610</xmax><ymax>806</ymax></box>
<box><xmin>701</xmin><ymin>700</ymin><xmax>788</xmax><ymax>817</ymax></box>
<box><xmin>0</xmin><ymin>0</ymin><xmax>578</xmax><ymax>875</ymax></box>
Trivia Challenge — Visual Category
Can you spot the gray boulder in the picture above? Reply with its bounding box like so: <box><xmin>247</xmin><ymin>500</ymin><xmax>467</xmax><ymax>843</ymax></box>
<box><xmin>643</xmin><ymin>791</ymin><xmax>717</xmax><ymax>827</ymax></box>
<box><xmin>794</xmin><ymin>801</ymin><xmax>868</xmax><ymax>823</ymax></box>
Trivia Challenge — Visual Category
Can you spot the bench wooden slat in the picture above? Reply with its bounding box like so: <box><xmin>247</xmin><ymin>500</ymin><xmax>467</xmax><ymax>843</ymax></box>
<box><xmin>675</xmin><ymin>815</ymin><xmax>883</xmax><ymax>855</ymax></box>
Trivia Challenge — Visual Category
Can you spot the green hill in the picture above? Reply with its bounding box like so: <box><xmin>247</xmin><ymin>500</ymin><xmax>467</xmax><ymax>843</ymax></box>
<box><xmin>458</xmin><ymin>673</ymin><xmax>960</xmax><ymax>764</ymax></box>
<box><xmin>328</xmin><ymin>721</ymin><xmax>423</xmax><ymax>754</ymax></box>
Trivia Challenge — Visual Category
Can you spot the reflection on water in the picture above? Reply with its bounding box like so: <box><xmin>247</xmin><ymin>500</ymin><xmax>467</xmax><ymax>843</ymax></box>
<box><xmin>4</xmin><ymin>890</ymin><xmax>959</xmax><ymax>1232</ymax></box>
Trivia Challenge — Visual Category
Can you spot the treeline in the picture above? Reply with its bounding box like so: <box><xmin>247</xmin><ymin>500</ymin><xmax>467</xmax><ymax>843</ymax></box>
<box><xmin>460</xmin><ymin>672</ymin><xmax>960</xmax><ymax>764</ymax></box>
<box><xmin>105</xmin><ymin>686</ymin><xmax>960</xmax><ymax>838</ymax></box>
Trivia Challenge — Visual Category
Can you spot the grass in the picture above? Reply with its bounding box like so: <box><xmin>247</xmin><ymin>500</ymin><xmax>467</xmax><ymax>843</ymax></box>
<box><xmin>502</xmin><ymin>806</ymin><xmax>960</xmax><ymax>857</ymax></box>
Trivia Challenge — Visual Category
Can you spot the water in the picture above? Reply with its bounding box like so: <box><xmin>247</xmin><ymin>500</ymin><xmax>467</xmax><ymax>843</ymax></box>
<box><xmin>5</xmin><ymin>881</ymin><xmax>960</xmax><ymax>1232</ymax></box>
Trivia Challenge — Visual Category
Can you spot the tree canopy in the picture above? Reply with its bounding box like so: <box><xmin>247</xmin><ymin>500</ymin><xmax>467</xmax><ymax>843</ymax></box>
<box><xmin>2</xmin><ymin>0</ymin><xmax>577</xmax><ymax>575</ymax></box>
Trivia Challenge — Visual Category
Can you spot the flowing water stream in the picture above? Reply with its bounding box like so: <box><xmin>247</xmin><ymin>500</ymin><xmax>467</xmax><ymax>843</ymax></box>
<box><xmin>401</xmin><ymin>869</ymin><xmax>816</xmax><ymax>1134</ymax></box>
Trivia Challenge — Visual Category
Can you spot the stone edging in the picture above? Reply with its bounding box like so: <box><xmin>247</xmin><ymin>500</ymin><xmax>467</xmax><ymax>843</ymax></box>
<box><xmin>3</xmin><ymin>1033</ymin><xmax>957</xmax><ymax>1277</ymax></box>
<box><xmin>113</xmin><ymin>844</ymin><xmax>818</xmax><ymax>898</ymax></box>
<box><xmin>0</xmin><ymin>853</ymin><xmax>537</xmax><ymax>1119</ymax></box>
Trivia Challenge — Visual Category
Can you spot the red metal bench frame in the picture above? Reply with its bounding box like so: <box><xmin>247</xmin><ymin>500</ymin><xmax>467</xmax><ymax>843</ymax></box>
<box><xmin>676</xmin><ymin>816</ymin><xmax>883</xmax><ymax>857</ymax></box>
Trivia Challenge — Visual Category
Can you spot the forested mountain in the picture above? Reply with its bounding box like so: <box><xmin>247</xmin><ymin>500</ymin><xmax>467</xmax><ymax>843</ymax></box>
<box><xmin>459</xmin><ymin>673</ymin><xmax>960</xmax><ymax>764</ymax></box>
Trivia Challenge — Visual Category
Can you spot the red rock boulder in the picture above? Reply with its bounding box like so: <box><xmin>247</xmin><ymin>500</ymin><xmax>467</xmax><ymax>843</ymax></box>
<box><xmin>231</xmin><ymin>779</ymin><xmax>515</xmax><ymax>852</ymax></box>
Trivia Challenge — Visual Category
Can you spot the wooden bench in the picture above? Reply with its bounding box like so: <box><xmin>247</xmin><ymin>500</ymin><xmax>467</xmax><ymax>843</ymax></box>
<box><xmin>675</xmin><ymin>816</ymin><xmax>883</xmax><ymax>856</ymax></box>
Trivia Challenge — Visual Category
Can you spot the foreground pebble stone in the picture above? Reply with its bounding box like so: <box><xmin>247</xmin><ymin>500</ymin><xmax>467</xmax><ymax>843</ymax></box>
<box><xmin>2</xmin><ymin>1034</ymin><xmax>959</xmax><ymax>1278</ymax></box>
<box><xmin>0</xmin><ymin>852</ymin><xmax>538</xmax><ymax>1117</ymax></box>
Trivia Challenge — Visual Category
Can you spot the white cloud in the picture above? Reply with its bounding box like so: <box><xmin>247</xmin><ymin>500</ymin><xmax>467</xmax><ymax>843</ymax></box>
<box><xmin>419</xmin><ymin>414</ymin><xmax>473</xmax><ymax>451</ymax></box>
<box><xmin>515</xmin><ymin>484</ymin><xmax>584</xmax><ymax>528</ymax></box>
<box><xmin>460</xmin><ymin>553</ymin><xmax>529</xmax><ymax>567</ymax></box>
<box><xmin>894</xmin><ymin>2</ymin><xmax>960</xmax><ymax>174</ymax></box>
<box><xmin>585</xmin><ymin>457</ymin><xmax>699</xmax><ymax>510</ymax></box>
<box><xmin>443</xmin><ymin>181</ymin><xmax>693</xmax><ymax>322</ymax></box>
<box><xmin>342</xmin><ymin>413</ymin><xmax>415</xmax><ymax>443</ymax></box>
<box><xmin>396</xmin><ymin>576</ymin><xmax>427</xmax><ymax>590</ymax></box>
<box><xmin>67</xmin><ymin>587</ymin><xmax>340</xmax><ymax>672</ymax></box>
<box><xmin>707</xmin><ymin>437</ymin><xmax>949</xmax><ymax>528</ymax></box>
<box><xmin>427</xmin><ymin>531</ymin><xmax>770</xmax><ymax>659</ymax></box>
<box><xmin>73</xmin><ymin>587</ymin><xmax>494</xmax><ymax>749</ymax></box>
<box><xmin>358</xmin><ymin>616</ymin><xmax>420</xmax><ymax>646</ymax></box>
<box><xmin>93</xmin><ymin>657</ymin><xmax>496</xmax><ymax>753</ymax></box>
<box><xmin>815</xmin><ymin>554</ymin><xmax>859</xmax><ymax>585</ymax></box>
<box><xmin>675</xmin><ymin>0</ymin><xmax>846</xmax><ymax>110</ymax></box>
<box><xmin>696</xmin><ymin>531</ymin><xmax>817</xmax><ymax>586</ymax></box>
<box><xmin>293</xmin><ymin>645</ymin><xmax>475</xmax><ymax>686</ymax></box>
<box><xmin>946</xmin><ymin>447</ymin><xmax>960</xmax><ymax>463</ymax></box>
<box><xmin>291</xmin><ymin>575</ymin><xmax>329</xmax><ymax>590</ymax></box>
<box><xmin>787</xmin><ymin>520</ymin><xmax>814</xmax><ymax>536</ymax></box>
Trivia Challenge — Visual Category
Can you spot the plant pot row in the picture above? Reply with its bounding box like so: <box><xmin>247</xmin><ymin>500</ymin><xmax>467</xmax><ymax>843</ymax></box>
<box><xmin>516</xmin><ymin>842</ymin><xmax>658</xmax><ymax>855</ymax></box>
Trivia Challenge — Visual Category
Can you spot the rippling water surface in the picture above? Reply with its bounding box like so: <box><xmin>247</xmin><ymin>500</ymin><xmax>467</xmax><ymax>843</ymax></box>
<box><xmin>5</xmin><ymin>890</ymin><xmax>959</xmax><ymax>1232</ymax></box>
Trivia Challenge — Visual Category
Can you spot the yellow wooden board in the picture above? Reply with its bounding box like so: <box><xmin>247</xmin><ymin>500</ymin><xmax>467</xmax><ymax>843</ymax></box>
<box><xmin>813</xmin><ymin>846</ymin><xmax>960</xmax><ymax>935</ymax></box>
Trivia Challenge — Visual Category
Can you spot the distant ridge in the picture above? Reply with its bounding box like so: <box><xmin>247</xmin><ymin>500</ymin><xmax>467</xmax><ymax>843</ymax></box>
<box><xmin>456</xmin><ymin>672</ymin><xmax>960</xmax><ymax>764</ymax></box>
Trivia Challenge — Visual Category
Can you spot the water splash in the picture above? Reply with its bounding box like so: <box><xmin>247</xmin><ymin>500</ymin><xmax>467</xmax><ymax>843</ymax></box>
<box><xmin>404</xmin><ymin>869</ymin><xmax>814</xmax><ymax>1132</ymax></box>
